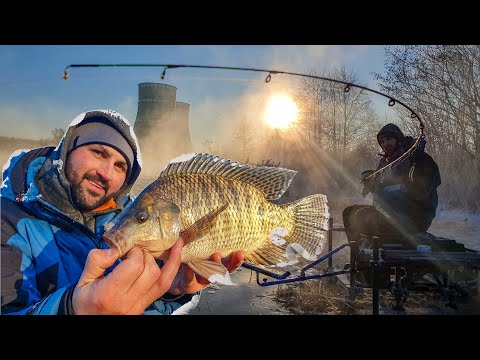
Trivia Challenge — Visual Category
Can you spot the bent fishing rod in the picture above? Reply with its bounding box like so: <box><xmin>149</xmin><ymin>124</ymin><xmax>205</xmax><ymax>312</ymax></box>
<box><xmin>62</xmin><ymin>63</ymin><xmax>426</xmax><ymax>182</ymax></box>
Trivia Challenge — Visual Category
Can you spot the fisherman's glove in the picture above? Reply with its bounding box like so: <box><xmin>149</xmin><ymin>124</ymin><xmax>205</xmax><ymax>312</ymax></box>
<box><xmin>360</xmin><ymin>170</ymin><xmax>376</xmax><ymax>197</ymax></box>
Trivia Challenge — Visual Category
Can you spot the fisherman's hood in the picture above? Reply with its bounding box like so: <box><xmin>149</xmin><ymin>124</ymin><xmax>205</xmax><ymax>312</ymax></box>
<box><xmin>35</xmin><ymin>110</ymin><xmax>142</xmax><ymax>220</ymax></box>
<box><xmin>377</xmin><ymin>123</ymin><xmax>405</xmax><ymax>146</ymax></box>
<box><xmin>378</xmin><ymin>135</ymin><xmax>427</xmax><ymax>171</ymax></box>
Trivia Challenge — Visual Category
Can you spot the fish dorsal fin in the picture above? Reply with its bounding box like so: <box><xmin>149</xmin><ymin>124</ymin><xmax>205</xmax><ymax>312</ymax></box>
<box><xmin>159</xmin><ymin>153</ymin><xmax>297</xmax><ymax>200</ymax></box>
<box><xmin>180</xmin><ymin>203</ymin><xmax>229</xmax><ymax>244</ymax></box>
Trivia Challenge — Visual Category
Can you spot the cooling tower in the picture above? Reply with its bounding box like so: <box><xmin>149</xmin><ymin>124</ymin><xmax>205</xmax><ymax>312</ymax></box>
<box><xmin>134</xmin><ymin>82</ymin><xmax>193</xmax><ymax>175</ymax></box>
<box><xmin>175</xmin><ymin>101</ymin><xmax>193</xmax><ymax>154</ymax></box>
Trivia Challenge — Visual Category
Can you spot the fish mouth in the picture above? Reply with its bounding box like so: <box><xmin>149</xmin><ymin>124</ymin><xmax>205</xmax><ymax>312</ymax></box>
<box><xmin>103</xmin><ymin>234</ymin><xmax>121</xmax><ymax>255</ymax></box>
<box><xmin>102</xmin><ymin>234</ymin><xmax>114</xmax><ymax>246</ymax></box>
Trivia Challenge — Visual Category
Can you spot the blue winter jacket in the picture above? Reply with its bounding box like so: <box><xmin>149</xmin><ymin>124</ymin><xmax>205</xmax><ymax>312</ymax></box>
<box><xmin>1</xmin><ymin>110</ymin><xmax>199</xmax><ymax>315</ymax></box>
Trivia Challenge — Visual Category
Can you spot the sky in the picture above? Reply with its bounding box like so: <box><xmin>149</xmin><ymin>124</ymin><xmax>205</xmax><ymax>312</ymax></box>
<box><xmin>0</xmin><ymin>45</ymin><xmax>388</xmax><ymax>148</ymax></box>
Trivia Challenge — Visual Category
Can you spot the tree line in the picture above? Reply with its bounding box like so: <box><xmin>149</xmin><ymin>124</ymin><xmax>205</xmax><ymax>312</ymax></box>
<box><xmin>0</xmin><ymin>128</ymin><xmax>64</xmax><ymax>164</ymax></box>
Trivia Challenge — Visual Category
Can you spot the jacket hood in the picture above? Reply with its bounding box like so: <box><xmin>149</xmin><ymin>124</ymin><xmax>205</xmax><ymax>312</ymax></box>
<box><xmin>34</xmin><ymin>110</ymin><xmax>142</xmax><ymax>222</ymax></box>
<box><xmin>377</xmin><ymin>123</ymin><xmax>405</xmax><ymax>145</ymax></box>
<box><xmin>58</xmin><ymin>109</ymin><xmax>142</xmax><ymax>187</ymax></box>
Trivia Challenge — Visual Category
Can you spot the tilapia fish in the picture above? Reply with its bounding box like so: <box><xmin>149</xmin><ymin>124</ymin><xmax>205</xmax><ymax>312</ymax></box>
<box><xmin>103</xmin><ymin>153</ymin><xmax>329</xmax><ymax>285</ymax></box>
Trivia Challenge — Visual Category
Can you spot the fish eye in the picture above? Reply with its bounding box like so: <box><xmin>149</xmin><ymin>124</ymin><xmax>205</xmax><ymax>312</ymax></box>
<box><xmin>135</xmin><ymin>211</ymin><xmax>149</xmax><ymax>224</ymax></box>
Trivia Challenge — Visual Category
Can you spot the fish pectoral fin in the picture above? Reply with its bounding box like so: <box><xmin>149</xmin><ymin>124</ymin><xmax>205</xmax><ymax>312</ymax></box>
<box><xmin>186</xmin><ymin>259</ymin><xmax>236</xmax><ymax>286</ymax></box>
<box><xmin>245</xmin><ymin>235</ymin><xmax>298</xmax><ymax>267</ymax></box>
<box><xmin>180</xmin><ymin>203</ymin><xmax>229</xmax><ymax>244</ymax></box>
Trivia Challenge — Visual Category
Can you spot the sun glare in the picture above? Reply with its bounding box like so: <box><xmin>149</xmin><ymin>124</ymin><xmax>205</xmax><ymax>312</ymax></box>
<box><xmin>264</xmin><ymin>94</ymin><xmax>299</xmax><ymax>129</ymax></box>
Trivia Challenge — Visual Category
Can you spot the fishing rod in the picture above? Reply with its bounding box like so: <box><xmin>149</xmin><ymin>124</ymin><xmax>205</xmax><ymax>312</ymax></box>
<box><xmin>62</xmin><ymin>63</ymin><xmax>426</xmax><ymax>182</ymax></box>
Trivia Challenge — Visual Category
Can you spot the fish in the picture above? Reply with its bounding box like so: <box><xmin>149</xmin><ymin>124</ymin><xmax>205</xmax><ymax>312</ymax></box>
<box><xmin>103</xmin><ymin>153</ymin><xmax>329</xmax><ymax>285</ymax></box>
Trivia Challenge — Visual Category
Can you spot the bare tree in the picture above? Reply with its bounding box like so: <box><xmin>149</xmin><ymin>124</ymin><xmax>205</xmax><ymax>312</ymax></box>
<box><xmin>374</xmin><ymin>45</ymin><xmax>480</xmax><ymax>159</ymax></box>
<box><xmin>297</xmin><ymin>67</ymin><xmax>378</xmax><ymax>150</ymax></box>
<box><xmin>200</xmin><ymin>137</ymin><xmax>219</xmax><ymax>155</ymax></box>
<box><xmin>231</xmin><ymin>117</ymin><xmax>256</xmax><ymax>163</ymax></box>
<box><xmin>295</xmin><ymin>65</ymin><xmax>379</xmax><ymax>180</ymax></box>
<box><xmin>51</xmin><ymin>128</ymin><xmax>65</xmax><ymax>144</ymax></box>
<box><xmin>296</xmin><ymin>74</ymin><xmax>329</xmax><ymax>148</ymax></box>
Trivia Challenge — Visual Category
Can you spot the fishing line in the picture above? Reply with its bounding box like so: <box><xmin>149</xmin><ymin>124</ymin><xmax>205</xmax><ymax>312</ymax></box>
<box><xmin>63</xmin><ymin>63</ymin><xmax>426</xmax><ymax>181</ymax></box>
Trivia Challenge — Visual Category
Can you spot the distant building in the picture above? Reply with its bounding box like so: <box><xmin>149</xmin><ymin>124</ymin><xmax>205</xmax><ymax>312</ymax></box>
<box><xmin>134</xmin><ymin>82</ymin><xmax>192</xmax><ymax>175</ymax></box>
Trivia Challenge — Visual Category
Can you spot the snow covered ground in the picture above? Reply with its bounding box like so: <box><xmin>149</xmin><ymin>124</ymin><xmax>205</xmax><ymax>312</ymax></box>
<box><xmin>429</xmin><ymin>209</ymin><xmax>480</xmax><ymax>251</ymax></box>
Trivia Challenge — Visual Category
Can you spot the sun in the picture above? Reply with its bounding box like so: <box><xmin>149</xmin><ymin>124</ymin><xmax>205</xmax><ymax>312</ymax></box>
<box><xmin>264</xmin><ymin>94</ymin><xmax>299</xmax><ymax>129</ymax></box>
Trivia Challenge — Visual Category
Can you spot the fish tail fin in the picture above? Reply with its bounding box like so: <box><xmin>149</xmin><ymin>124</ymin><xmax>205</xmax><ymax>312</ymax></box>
<box><xmin>284</xmin><ymin>194</ymin><xmax>329</xmax><ymax>261</ymax></box>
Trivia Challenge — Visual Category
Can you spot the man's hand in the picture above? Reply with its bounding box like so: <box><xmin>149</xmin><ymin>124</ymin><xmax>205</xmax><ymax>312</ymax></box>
<box><xmin>361</xmin><ymin>169</ymin><xmax>375</xmax><ymax>182</ymax></box>
<box><xmin>361</xmin><ymin>169</ymin><xmax>376</xmax><ymax>196</ymax></box>
<box><xmin>167</xmin><ymin>250</ymin><xmax>246</xmax><ymax>296</ymax></box>
<box><xmin>72</xmin><ymin>238</ymin><xmax>183</xmax><ymax>315</ymax></box>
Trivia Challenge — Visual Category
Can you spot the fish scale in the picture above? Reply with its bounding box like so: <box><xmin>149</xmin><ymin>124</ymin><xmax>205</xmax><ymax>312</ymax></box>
<box><xmin>151</xmin><ymin>174</ymin><xmax>288</xmax><ymax>263</ymax></box>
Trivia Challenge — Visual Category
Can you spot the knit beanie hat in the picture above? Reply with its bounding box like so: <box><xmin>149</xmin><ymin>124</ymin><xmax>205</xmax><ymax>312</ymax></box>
<box><xmin>67</xmin><ymin>116</ymin><xmax>135</xmax><ymax>180</ymax></box>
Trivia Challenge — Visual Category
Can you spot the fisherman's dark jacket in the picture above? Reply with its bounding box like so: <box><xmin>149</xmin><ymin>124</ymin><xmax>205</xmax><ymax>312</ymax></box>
<box><xmin>1</xmin><ymin>110</ymin><xmax>198</xmax><ymax>315</ymax></box>
<box><xmin>370</xmin><ymin>136</ymin><xmax>442</xmax><ymax>233</ymax></box>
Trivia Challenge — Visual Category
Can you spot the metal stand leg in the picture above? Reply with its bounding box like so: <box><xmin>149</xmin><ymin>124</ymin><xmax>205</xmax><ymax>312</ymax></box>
<box><xmin>372</xmin><ymin>236</ymin><xmax>380</xmax><ymax>315</ymax></box>
<box><xmin>349</xmin><ymin>240</ymin><xmax>358</xmax><ymax>300</ymax></box>
<box><xmin>392</xmin><ymin>268</ymin><xmax>406</xmax><ymax>311</ymax></box>
<box><xmin>328</xmin><ymin>217</ymin><xmax>333</xmax><ymax>272</ymax></box>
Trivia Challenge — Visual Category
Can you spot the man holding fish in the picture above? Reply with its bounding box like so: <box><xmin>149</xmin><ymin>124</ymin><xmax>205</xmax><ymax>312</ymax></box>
<box><xmin>1</xmin><ymin>110</ymin><xmax>245</xmax><ymax>315</ymax></box>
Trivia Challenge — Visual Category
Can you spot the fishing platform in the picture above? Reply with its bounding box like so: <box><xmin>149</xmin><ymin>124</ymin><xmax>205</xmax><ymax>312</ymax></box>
<box><xmin>242</xmin><ymin>217</ymin><xmax>480</xmax><ymax>315</ymax></box>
